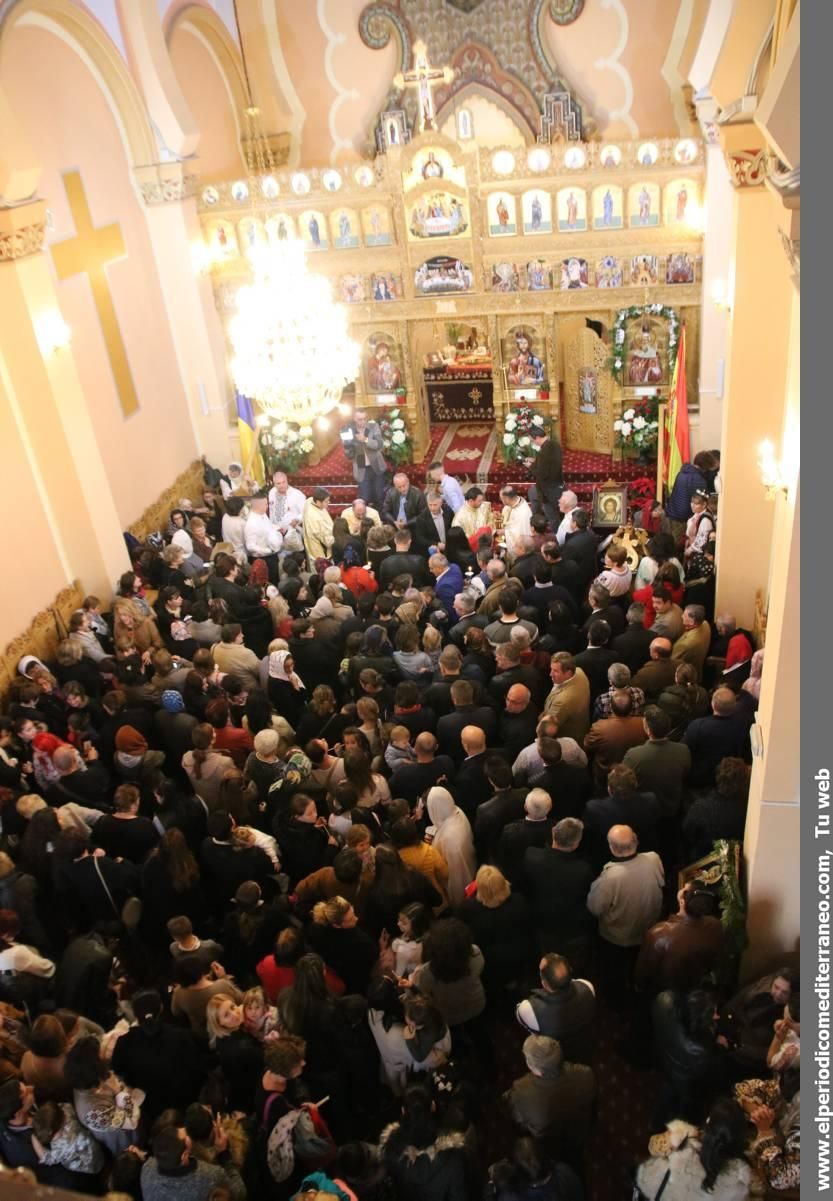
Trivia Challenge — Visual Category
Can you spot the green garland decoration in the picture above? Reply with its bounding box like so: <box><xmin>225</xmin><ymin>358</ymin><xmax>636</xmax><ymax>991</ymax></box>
<box><xmin>609</xmin><ymin>303</ymin><xmax>680</xmax><ymax>384</ymax></box>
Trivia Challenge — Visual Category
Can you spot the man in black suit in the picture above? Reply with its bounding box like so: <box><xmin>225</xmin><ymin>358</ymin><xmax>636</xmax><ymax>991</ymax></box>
<box><xmin>389</xmin><ymin>731</ymin><xmax>455</xmax><ymax>806</ymax></box>
<box><xmin>499</xmin><ymin>684</ymin><xmax>540</xmax><ymax>764</ymax></box>
<box><xmin>498</xmin><ymin>787</ymin><xmax>554</xmax><ymax>888</ymax></box>
<box><xmin>423</xmin><ymin>646</ymin><xmax>466</xmax><ymax>718</ymax></box>
<box><xmin>289</xmin><ymin>619</ymin><xmax>340</xmax><ymax>691</ymax></box>
<box><xmin>381</xmin><ymin>471</ymin><xmax>427</xmax><ymax>531</ymax></box>
<box><xmin>509</xmin><ymin>537</ymin><xmax>546</xmax><ymax>590</ymax></box>
<box><xmin>377</xmin><ymin>529</ymin><xmax>431</xmax><ymax>591</ymax></box>
<box><xmin>541</xmin><ymin>541</ymin><xmax>583</xmax><ymax>605</ymax></box>
<box><xmin>561</xmin><ymin>510</ymin><xmax>600</xmax><ymax>593</ymax></box>
<box><xmin>524</xmin><ymin>816</ymin><xmax>594</xmax><ymax>955</ymax></box>
<box><xmin>529</xmin><ymin>430</ymin><xmax>564</xmax><ymax>528</ymax></box>
<box><xmin>474</xmin><ymin>756</ymin><xmax>527</xmax><ymax>861</ymax></box>
<box><xmin>448</xmin><ymin>592</ymin><xmax>488</xmax><ymax>647</ymax></box>
<box><xmin>436</xmin><ymin>680</ymin><xmax>497</xmax><ymax>762</ymax></box>
<box><xmin>583</xmin><ymin>763</ymin><xmax>660</xmax><ymax>870</ymax></box>
<box><xmin>489</xmin><ymin>643</ymin><xmax>544</xmax><ymax>707</ymax></box>
<box><xmin>413</xmin><ymin>493</ymin><xmax>455</xmax><ymax>555</ymax></box>
<box><xmin>574</xmin><ymin>620</ymin><xmax>619</xmax><ymax>703</ymax></box>
<box><xmin>527</xmin><ymin>737</ymin><xmax>589</xmax><ymax>820</ymax></box>
<box><xmin>611</xmin><ymin>603</ymin><xmax>654</xmax><ymax>673</ymax></box>
<box><xmin>454</xmin><ymin>726</ymin><xmax>494</xmax><ymax>820</ymax></box>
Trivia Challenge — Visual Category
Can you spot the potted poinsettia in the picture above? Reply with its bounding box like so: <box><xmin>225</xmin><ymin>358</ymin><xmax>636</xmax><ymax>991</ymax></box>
<box><xmin>503</xmin><ymin>403</ymin><xmax>547</xmax><ymax>468</ymax></box>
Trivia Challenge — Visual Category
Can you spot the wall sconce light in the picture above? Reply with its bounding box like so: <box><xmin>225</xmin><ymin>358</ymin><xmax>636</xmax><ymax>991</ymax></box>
<box><xmin>34</xmin><ymin>311</ymin><xmax>71</xmax><ymax>357</ymax></box>
<box><xmin>758</xmin><ymin>439</ymin><xmax>790</xmax><ymax>498</ymax></box>
<box><xmin>711</xmin><ymin>279</ymin><xmax>732</xmax><ymax>312</ymax></box>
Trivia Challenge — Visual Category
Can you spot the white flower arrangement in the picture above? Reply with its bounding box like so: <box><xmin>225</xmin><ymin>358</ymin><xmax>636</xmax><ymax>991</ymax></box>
<box><xmin>260</xmin><ymin>421</ymin><xmax>315</xmax><ymax>473</ymax></box>
<box><xmin>391</xmin><ymin>430</ymin><xmax>406</xmax><ymax>445</ymax></box>
<box><xmin>379</xmin><ymin>407</ymin><xmax>412</xmax><ymax>465</ymax></box>
<box><xmin>503</xmin><ymin>403</ymin><xmax>548</xmax><ymax>468</ymax></box>
<box><xmin>614</xmin><ymin>395</ymin><xmax>661</xmax><ymax>458</ymax></box>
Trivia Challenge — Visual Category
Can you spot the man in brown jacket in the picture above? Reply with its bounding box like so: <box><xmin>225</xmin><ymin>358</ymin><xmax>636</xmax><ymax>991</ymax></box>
<box><xmin>543</xmin><ymin>653</ymin><xmax>591</xmax><ymax>743</ymax></box>
<box><xmin>583</xmin><ymin>690</ymin><xmax>648</xmax><ymax>789</ymax></box>
<box><xmin>671</xmin><ymin>604</ymin><xmax>712</xmax><ymax>680</ymax></box>
<box><xmin>505</xmin><ymin>1033</ymin><xmax>595</xmax><ymax>1148</ymax></box>
<box><xmin>632</xmin><ymin>637</ymin><xmax>677</xmax><ymax>700</ymax></box>
<box><xmin>635</xmin><ymin>885</ymin><xmax>724</xmax><ymax>993</ymax></box>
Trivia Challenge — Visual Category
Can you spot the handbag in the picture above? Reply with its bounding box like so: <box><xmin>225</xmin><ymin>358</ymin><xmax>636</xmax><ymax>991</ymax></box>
<box><xmin>93</xmin><ymin>855</ymin><xmax>142</xmax><ymax>931</ymax></box>
<box><xmin>632</xmin><ymin>1168</ymin><xmax>671</xmax><ymax>1201</ymax></box>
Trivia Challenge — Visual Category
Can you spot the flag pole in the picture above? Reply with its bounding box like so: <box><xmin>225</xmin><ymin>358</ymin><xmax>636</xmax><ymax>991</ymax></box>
<box><xmin>657</xmin><ymin>402</ymin><xmax>667</xmax><ymax>501</ymax></box>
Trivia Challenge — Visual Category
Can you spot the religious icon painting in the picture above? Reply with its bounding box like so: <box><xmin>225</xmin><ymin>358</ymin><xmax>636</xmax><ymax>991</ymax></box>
<box><xmin>209</xmin><ymin>221</ymin><xmax>237</xmax><ymax>259</ymax></box>
<box><xmin>362</xmin><ymin>205</ymin><xmax>393</xmax><ymax>247</ymax></box>
<box><xmin>525</xmin><ymin>259</ymin><xmax>551</xmax><ymax>291</ymax></box>
<box><xmin>592</xmin><ymin>185</ymin><xmax>623</xmax><ymax>230</ymax></box>
<box><xmin>420</xmin><ymin>151</ymin><xmax>445</xmax><ymax>181</ymax></box>
<box><xmin>487</xmin><ymin>192</ymin><xmax>517</xmax><ymax>236</ymax></box>
<box><xmin>291</xmin><ymin>172</ymin><xmax>311</xmax><ymax>196</ymax></box>
<box><xmin>563</xmin><ymin>145</ymin><xmax>587</xmax><ymax>170</ymax></box>
<box><xmin>365</xmin><ymin>332</ymin><xmax>402</xmax><ymax>392</ymax></box>
<box><xmin>578</xmin><ymin>368</ymin><xmax>598</xmax><ymax>414</ymax></box>
<box><xmin>560</xmin><ymin>257</ymin><xmax>589</xmax><ymax>289</ymax></box>
<box><xmin>593</xmin><ymin>485</ymin><xmax>627</xmax><ymax>528</ymax></box>
<box><xmin>261</xmin><ymin>175</ymin><xmax>280</xmax><ymax>199</ymax></box>
<box><xmin>339</xmin><ymin>274</ymin><xmax>368</xmax><ymax>303</ymax></box>
<box><xmin>490</xmin><ymin>262</ymin><xmax>521</xmax><ymax>293</ymax></box>
<box><xmin>237</xmin><ymin>218</ymin><xmax>267</xmax><ymax>257</ymax></box>
<box><xmin>630</xmin><ymin>255</ymin><xmax>659</xmax><ymax>286</ymax></box>
<box><xmin>414</xmin><ymin>255</ymin><xmax>474</xmax><ymax>294</ymax></box>
<box><xmin>666</xmin><ymin>252</ymin><xmax>696</xmax><ymax>284</ymax></box>
<box><xmin>371</xmin><ymin>272</ymin><xmax>402</xmax><ymax>301</ymax></box>
<box><xmin>664</xmin><ymin>179</ymin><xmax>698</xmax><ymax>226</ymax></box>
<box><xmin>201</xmin><ymin>186</ymin><xmax>220</xmax><ymax>206</ymax></box>
<box><xmin>322</xmin><ymin>170</ymin><xmax>343</xmax><ymax>193</ymax></box>
<box><xmin>408</xmin><ymin>193</ymin><xmax>469</xmax><ymax>240</ymax></box>
<box><xmin>636</xmin><ymin>142</ymin><xmax>659</xmax><ymax>167</ymax></box>
<box><xmin>354</xmin><ymin>164</ymin><xmax>375</xmax><ymax>188</ymax></box>
<box><xmin>626</xmin><ymin>316</ymin><xmax>664</xmax><ymax>386</ymax></box>
<box><xmin>330</xmin><ymin>208</ymin><xmax>361</xmax><ymax>249</ymax></box>
<box><xmin>600</xmin><ymin>144</ymin><xmax>622</xmax><ymax>168</ymax></box>
<box><xmin>556</xmin><ymin>188</ymin><xmax>587</xmax><ymax>232</ymax></box>
<box><xmin>300</xmin><ymin>210</ymin><xmax>328</xmax><ymax>250</ymax></box>
<box><xmin>379</xmin><ymin>110</ymin><xmax>408</xmax><ymax>152</ymax></box>
<box><xmin>628</xmin><ymin>182</ymin><xmax>661</xmax><ymax>228</ymax></box>
<box><xmin>522</xmin><ymin>190</ymin><xmax>552</xmax><ymax>234</ymax></box>
<box><xmin>596</xmin><ymin>255</ymin><xmax>622</xmax><ymax>288</ymax></box>
<box><xmin>230</xmin><ymin>179</ymin><xmax>249</xmax><ymax>202</ymax></box>
<box><xmin>265</xmin><ymin>213</ymin><xmax>296</xmax><ymax>244</ymax></box>
<box><xmin>674</xmin><ymin>139</ymin><xmax>698</xmax><ymax>165</ymax></box>
<box><xmin>527</xmin><ymin>147</ymin><xmax>551</xmax><ymax>173</ymax></box>
<box><xmin>504</xmin><ymin>326</ymin><xmax>546</xmax><ymax>388</ymax></box>
<box><xmin>456</xmin><ymin>108</ymin><xmax>474</xmax><ymax>140</ymax></box>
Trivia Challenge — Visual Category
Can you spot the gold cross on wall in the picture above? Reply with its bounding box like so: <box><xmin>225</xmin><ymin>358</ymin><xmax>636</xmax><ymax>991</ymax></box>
<box><xmin>50</xmin><ymin>171</ymin><xmax>139</xmax><ymax>417</ymax></box>
<box><xmin>394</xmin><ymin>40</ymin><xmax>455</xmax><ymax>132</ymax></box>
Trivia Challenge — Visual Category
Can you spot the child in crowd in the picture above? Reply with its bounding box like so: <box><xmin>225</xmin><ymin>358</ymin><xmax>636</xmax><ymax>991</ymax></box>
<box><xmin>241</xmin><ymin>986</ymin><xmax>280</xmax><ymax>1042</ymax></box>
<box><xmin>384</xmin><ymin>725</ymin><xmax>416</xmax><ymax>772</ymax></box>
<box><xmin>391</xmin><ymin>902</ymin><xmax>432</xmax><ymax>979</ymax></box>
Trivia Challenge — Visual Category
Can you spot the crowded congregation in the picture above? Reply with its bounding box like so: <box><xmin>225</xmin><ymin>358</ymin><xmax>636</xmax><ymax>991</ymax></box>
<box><xmin>0</xmin><ymin>442</ymin><xmax>798</xmax><ymax>1201</ymax></box>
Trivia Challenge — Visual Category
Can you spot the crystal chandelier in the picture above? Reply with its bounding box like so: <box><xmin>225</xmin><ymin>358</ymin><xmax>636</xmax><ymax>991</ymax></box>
<box><xmin>228</xmin><ymin>239</ymin><xmax>360</xmax><ymax>425</ymax></box>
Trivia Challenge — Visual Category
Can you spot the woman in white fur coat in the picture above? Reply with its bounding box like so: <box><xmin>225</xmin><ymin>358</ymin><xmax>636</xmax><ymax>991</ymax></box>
<box><xmin>636</xmin><ymin>1098</ymin><xmax>752</xmax><ymax>1201</ymax></box>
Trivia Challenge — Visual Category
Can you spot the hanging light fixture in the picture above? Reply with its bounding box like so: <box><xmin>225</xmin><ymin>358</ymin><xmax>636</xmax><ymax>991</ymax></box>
<box><xmin>227</xmin><ymin>2</ymin><xmax>360</xmax><ymax>424</ymax></box>
<box><xmin>228</xmin><ymin>241</ymin><xmax>360</xmax><ymax>425</ymax></box>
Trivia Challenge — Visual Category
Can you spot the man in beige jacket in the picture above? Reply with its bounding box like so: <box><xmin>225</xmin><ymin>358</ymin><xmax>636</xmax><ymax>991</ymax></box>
<box><xmin>543</xmin><ymin>653</ymin><xmax>591</xmax><ymax>743</ymax></box>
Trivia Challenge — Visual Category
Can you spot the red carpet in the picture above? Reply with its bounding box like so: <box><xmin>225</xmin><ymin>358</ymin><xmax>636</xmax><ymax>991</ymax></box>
<box><xmin>292</xmin><ymin>423</ymin><xmax>653</xmax><ymax>509</ymax></box>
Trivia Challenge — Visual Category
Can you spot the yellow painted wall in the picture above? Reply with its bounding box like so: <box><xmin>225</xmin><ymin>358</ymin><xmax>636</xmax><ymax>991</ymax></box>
<box><xmin>0</xmin><ymin>24</ymin><xmax>198</xmax><ymax>528</ymax></box>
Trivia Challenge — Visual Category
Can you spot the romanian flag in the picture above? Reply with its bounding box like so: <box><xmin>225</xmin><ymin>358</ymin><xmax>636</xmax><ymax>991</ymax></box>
<box><xmin>664</xmin><ymin>325</ymin><xmax>690</xmax><ymax>493</ymax></box>
<box><xmin>236</xmin><ymin>392</ymin><xmax>264</xmax><ymax>485</ymax></box>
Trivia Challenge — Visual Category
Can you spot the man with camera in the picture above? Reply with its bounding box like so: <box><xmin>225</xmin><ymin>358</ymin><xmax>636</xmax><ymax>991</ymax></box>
<box><xmin>341</xmin><ymin>408</ymin><xmax>386</xmax><ymax>510</ymax></box>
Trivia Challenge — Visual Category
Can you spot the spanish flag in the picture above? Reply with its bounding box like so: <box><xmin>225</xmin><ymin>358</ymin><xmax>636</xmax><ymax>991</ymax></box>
<box><xmin>236</xmin><ymin>392</ymin><xmax>264</xmax><ymax>485</ymax></box>
<box><xmin>664</xmin><ymin>325</ymin><xmax>690</xmax><ymax>493</ymax></box>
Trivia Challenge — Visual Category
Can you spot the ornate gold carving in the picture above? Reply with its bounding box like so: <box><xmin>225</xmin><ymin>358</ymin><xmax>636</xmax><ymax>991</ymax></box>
<box><xmin>135</xmin><ymin>170</ymin><xmax>200</xmax><ymax>206</ymax></box>
<box><xmin>726</xmin><ymin>149</ymin><xmax>769</xmax><ymax>188</ymax></box>
<box><xmin>127</xmin><ymin>459</ymin><xmax>205</xmax><ymax>542</ymax></box>
<box><xmin>0</xmin><ymin>579</ymin><xmax>85</xmax><ymax>704</ymax></box>
<box><xmin>564</xmin><ymin>324</ymin><xmax>613</xmax><ymax>455</ymax></box>
<box><xmin>0</xmin><ymin>220</ymin><xmax>46</xmax><ymax>261</ymax></box>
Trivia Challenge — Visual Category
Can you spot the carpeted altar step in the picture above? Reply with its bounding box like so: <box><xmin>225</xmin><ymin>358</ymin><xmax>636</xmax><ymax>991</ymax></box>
<box><xmin>293</xmin><ymin>423</ymin><xmax>654</xmax><ymax>507</ymax></box>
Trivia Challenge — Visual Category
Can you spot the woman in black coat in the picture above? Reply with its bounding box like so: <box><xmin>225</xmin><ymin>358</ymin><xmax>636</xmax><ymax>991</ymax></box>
<box><xmin>306</xmin><ymin>897</ymin><xmax>378</xmax><ymax>995</ymax></box>
<box><xmin>456</xmin><ymin>866</ymin><xmax>535</xmax><ymax>995</ymax></box>
<box><xmin>362</xmin><ymin>846</ymin><xmax>442</xmax><ymax>940</ymax></box>
<box><xmin>140</xmin><ymin>828</ymin><xmax>208</xmax><ymax>946</ymax></box>
<box><xmin>652</xmin><ymin>987</ymin><xmax>729</xmax><ymax>1126</ymax></box>
<box><xmin>380</xmin><ymin>1081</ymin><xmax>468</xmax><ymax>1201</ymax></box>
<box><xmin>275</xmin><ymin>793</ymin><xmax>337</xmax><ymax>887</ymax></box>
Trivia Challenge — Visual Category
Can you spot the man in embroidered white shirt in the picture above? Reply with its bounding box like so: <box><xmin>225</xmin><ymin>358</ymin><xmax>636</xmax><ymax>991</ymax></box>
<box><xmin>244</xmin><ymin>495</ymin><xmax>282</xmax><ymax>582</ymax></box>
<box><xmin>267</xmin><ymin>470</ymin><xmax>306</xmax><ymax>546</ymax></box>
<box><xmin>555</xmin><ymin>490</ymin><xmax>579</xmax><ymax>547</ymax></box>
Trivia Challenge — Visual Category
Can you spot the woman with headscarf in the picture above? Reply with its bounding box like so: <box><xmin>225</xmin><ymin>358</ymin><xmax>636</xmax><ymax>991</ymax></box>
<box><xmin>267</xmin><ymin>651</ymin><xmax>307</xmax><ymax>728</ymax></box>
<box><xmin>171</xmin><ymin>528</ymin><xmax>208</xmax><ymax>584</ymax></box>
<box><xmin>425</xmin><ymin>787</ymin><xmax>476</xmax><ymax>908</ymax></box>
<box><xmin>31</xmin><ymin>732</ymin><xmax>69</xmax><ymax>793</ymax></box>
<box><xmin>220</xmin><ymin>461</ymin><xmax>256</xmax><ymax>500</ymax></box>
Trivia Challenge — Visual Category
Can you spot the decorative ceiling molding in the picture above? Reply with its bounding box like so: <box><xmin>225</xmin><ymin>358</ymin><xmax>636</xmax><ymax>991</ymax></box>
<box><xmin>725</xmin><ymin>148</ymin><xmax>769</xmax><ymax>188</ymax></box>
<box><xmin>359</xmin><ymin>0</ymin><xmax>593</xmax><ymax>145</ymax></box>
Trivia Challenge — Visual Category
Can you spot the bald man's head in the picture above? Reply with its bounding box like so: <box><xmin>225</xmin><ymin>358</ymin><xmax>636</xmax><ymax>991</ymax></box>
<box><xmin>649</xmin><ymin>637</ymin><xmax>673</xmax><ymax>660</ymax></box>
<box><xmin>608</xmin><ymin>824</ymin><xmax>638</xmax><ymax>857</ymax></box>
<box><xmin>461</xmin><ymin>725</ymin><xmax>486</xmax><ymax>755</ymax></box>
<box><xmin>414</xmin><ymin>732</ymin><xmax>437</xmax><ymax>759</ymax></box>
<box><xmin>505</xmin><ymin>684</ymin><xmax>530</xmax><ymax>713</ymax></box>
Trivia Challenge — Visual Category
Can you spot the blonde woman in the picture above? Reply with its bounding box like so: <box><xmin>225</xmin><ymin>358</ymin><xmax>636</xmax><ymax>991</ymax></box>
<box><xmin>204</xmin><ymin>994</ymin><xmax>262</xmax><ymax>1110</ymax></box>
<box><xmin>458</xmin><ymin>865</ymin><xmax>535</xmax><ymax>993</ymax></box>
<box><xmin>307</xmin><ymin>896</ymin><xmax>379</xmax><ymax>995</ymax></box>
